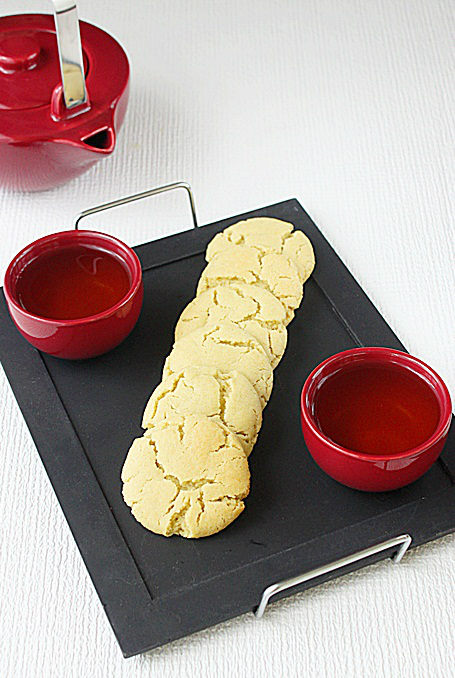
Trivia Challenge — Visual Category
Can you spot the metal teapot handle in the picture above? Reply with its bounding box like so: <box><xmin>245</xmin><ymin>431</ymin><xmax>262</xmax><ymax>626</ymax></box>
<box><xmin>51</xmin><ymin>1</ymin><xmax>88</xmax><ymax>111</ymax></box>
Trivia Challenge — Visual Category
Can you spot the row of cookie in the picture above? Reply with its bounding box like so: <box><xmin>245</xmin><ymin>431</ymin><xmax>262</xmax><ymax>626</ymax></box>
<box><xmin>122</xmin><ymin>217</ymin><xmax>315</xmax><ymax>538</ymax></box>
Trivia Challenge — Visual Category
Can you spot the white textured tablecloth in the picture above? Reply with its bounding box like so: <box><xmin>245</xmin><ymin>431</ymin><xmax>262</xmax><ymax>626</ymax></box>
<box><xmin>0</xmin><ymin>2</ymin><xmax>454</xmax><ymax>676</ymax></box>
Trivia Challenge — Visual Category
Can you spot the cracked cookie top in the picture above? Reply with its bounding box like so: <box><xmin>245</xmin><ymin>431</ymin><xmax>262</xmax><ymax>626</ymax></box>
<box><xmin>142</xmin><ymin>366</ymin><xmax>262</xmax><ymax>456</ymax></box>
<box><xmin>206</xmin><ymin>217</ymin><xmax>315</xmax><ymax>283</ymax></box>
<box><xmin>196</xmin><ymin>246</ymin><xmax>303</xmax><ymax>323</ymax></box>
<box><xmin>122</xmin><ymin>414</ymin><xmax>250</xmax><ymax>538</ymax></box>
<box><xmin>162</xmin><ymin>321</ymin><xmax>274</xmax><ymax>407</ymax></box>
<box><xmin>174</xmin><ymin>283</ymin><xmax>287</xmax><ymax>368</ymax></box>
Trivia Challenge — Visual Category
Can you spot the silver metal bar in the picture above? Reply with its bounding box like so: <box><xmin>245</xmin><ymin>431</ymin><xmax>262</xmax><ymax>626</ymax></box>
<box><xmin>52</xmin><ymin>1</ymin><xmax>87</xmax><ymax>109</ymax></box>
<box><xmin>74</xmin><ymin>181</ymin><xmax>199</xmax><ymax>231</ymax></box>
<box><xmin>255</xmin><ymin>533</ymin><xmax>412</xmax><ymax>619</ymax></box>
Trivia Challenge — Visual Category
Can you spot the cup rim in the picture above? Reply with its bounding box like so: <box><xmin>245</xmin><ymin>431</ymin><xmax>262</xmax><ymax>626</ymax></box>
<box><xmin>300</xmin><ymin>347</ymin><xmax>452</xmax><ymax>462</ymax></box>
<box><xmin>3</xmin><ymin>229</ymin><xmax>142</xmax><ymax>326</ymax></box>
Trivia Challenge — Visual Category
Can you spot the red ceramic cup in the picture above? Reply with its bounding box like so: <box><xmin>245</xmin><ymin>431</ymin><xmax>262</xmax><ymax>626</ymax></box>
<box><xmin>300</xmin><ymin>347</ymin><xmax>452</xmax><ymax>491</ymax></box>
<box><xmin>3</xmin><ymin>230</ymin><xmax>143</xmax><ymax>359</ymax></box>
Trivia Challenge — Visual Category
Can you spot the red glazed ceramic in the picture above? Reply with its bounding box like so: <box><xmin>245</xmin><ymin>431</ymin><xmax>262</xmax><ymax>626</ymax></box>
<box><xmin>300</xmin><ymin>347</ymin><xmax>452</xmax><ymax>491</ymax></box>
<box><xmin>0</xmin><ymin>13</ymin><xmax>129</xmax><ymax>191</ymax></box>
<box><xmin>4</xmin><ymin>230</ymin><xmax>143</xmax><ymax>359</ymax></box>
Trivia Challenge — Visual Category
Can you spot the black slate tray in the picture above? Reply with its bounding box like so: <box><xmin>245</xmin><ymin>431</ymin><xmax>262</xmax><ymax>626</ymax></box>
<box><xmin>0</xmin><ymin>198</ymin><xmax>454</xmax><ymax>658</ymax></box>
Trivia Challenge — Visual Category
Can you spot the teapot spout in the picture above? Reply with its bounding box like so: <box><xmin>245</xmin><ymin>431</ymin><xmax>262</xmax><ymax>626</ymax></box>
<box><xmin>80</xmin><ymin>124</ymin><xmax>116</xmax><ymax>153</ymax></box>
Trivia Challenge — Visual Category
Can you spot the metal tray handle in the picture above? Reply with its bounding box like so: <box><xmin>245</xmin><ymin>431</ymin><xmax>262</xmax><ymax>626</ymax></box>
<box><xmin>74</xmin><ymin>181</ymin><xmax>199</xmax><ymax>231</ymax></box>
<box><xmin>255</xmin><ymin>533</ymin><xmax>412</xmax><ymax>619</ymax></box>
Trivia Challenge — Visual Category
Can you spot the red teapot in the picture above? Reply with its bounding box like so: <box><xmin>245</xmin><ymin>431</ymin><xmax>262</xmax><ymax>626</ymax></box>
<box><xmin>0</xmin><ymin>1</ymin><xmax>129</xmax><ymax>191</ymax></box>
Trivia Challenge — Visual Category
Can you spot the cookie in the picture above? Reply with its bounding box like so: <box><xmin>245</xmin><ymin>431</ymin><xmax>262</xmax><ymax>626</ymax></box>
<box><xmin>122</xmin><ymin>414</ymin><xmax>250</xmax><ymax>538</ymax></box>
<box><xmin>142</xmin><ymin>366</ymin><xmax>262</xmax><ymax>455</ymax></box>
<box><xmin>162</xmin><ymin>321</ymin><xmax>273</xmax><ymax>407</ymax></box>
<box><xmin>206</xmin><ymin>217</ymin><xmax>315</xmax><ymax>283</ymax></box>
<box><xmin>175</xmin><ymin>283</ymin><xmax>287</xmax><ymax>368</ymax></box>
<box><xmin>196</xmin><ymin>246</ymin><xmax>302</xmax><ymax>324</ymax></box>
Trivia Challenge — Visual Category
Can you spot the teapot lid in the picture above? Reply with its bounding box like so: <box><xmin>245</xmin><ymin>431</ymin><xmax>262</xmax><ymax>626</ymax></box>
<box><xmin>0</xmin><ymin>14</ymin><xmax>129</xmax><ymax>139</ymax></box>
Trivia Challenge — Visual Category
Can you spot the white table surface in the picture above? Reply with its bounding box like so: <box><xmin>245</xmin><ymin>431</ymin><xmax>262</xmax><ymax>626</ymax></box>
<box><xmin>0</xmin><ymin>1</ymin><xmax>454</xmax><ymax>676</ymax></box>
